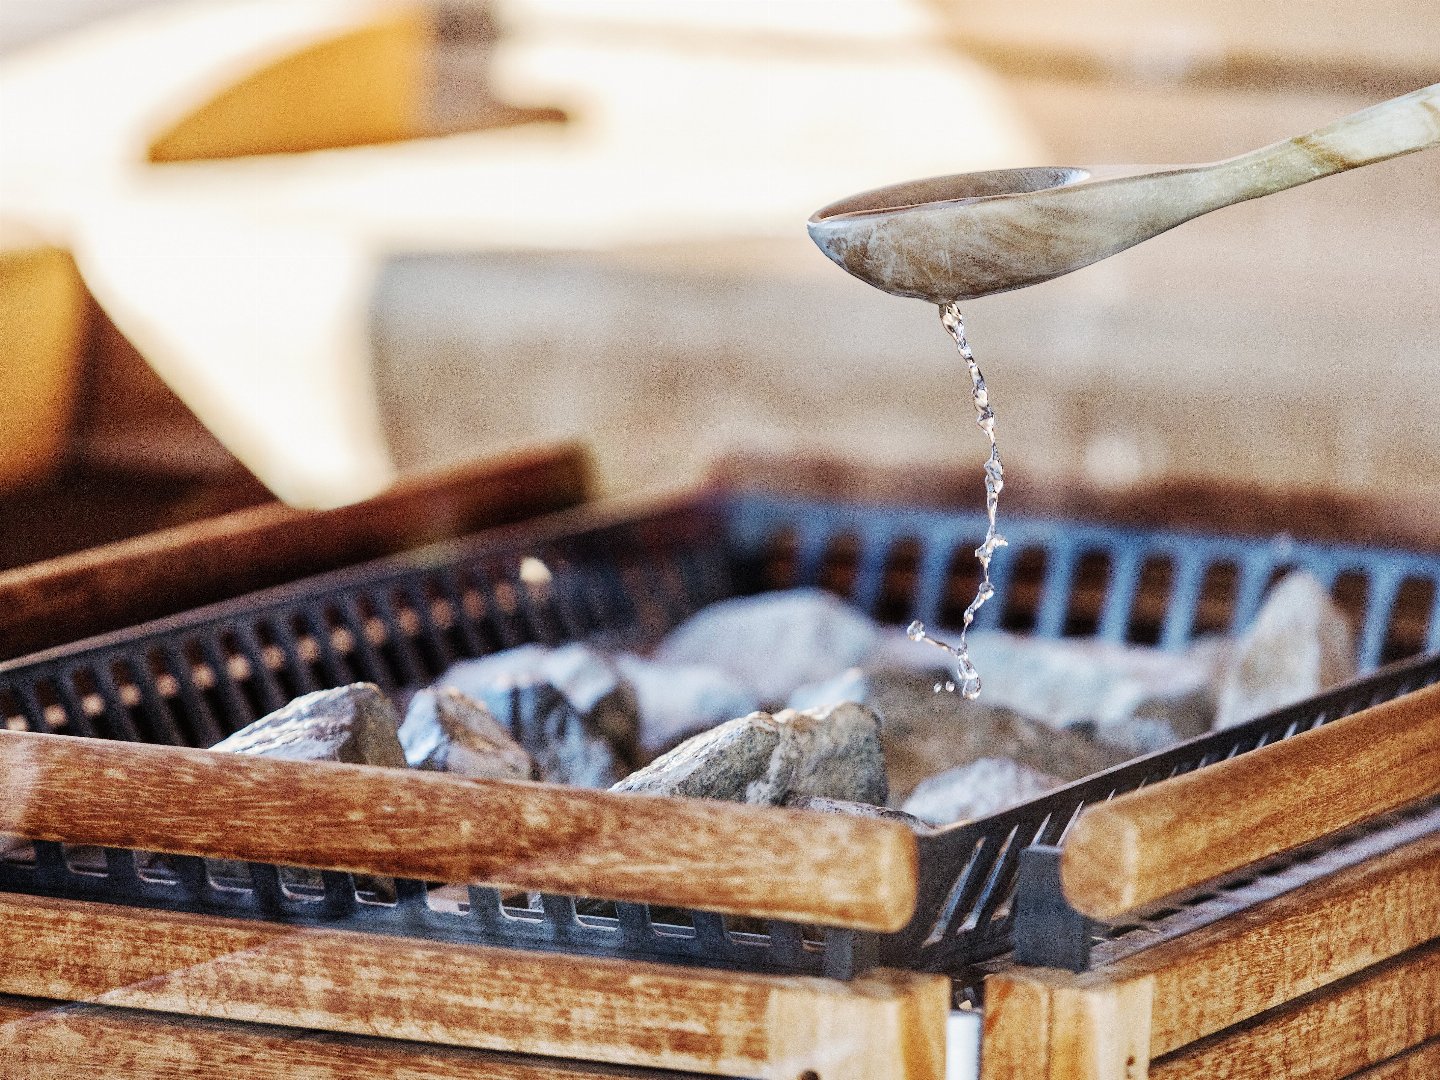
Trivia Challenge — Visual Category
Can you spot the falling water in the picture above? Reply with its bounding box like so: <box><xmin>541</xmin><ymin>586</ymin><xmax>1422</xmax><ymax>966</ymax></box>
<box><xmin>906</xmin><ymin>302</ymin><xmax>1006</xmax><ymax>698</ymax></box>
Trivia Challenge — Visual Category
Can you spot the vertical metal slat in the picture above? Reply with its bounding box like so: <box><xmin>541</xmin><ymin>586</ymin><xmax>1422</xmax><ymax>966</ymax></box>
<box><xmin>1357</xmin><ymin>567</ymin><xmax>1403</xmax><ymax>673</ymax></box>
<box><xmin>1096</xmin><ymin>545</ymin><xmax>1142</xmax><ymax>643</ymax></box>
<box><xmin>266</xmin><ymin>616</ymin><xmax>319</xmax><ymax>697</ymax></box>
<box><xmin>231</xmin><ymin>624</ymin><xmax>288</xmax><ymax>715</ymax></box>
<box><xmin>1033</xmin><ymin>542</ymin><xmax>1077</xmax><ymax>639</ymax></box>
<box><xmin>160</xmin><ymin>642</ymin><xmax>224</xmax><ymax>747</ymax></box>
<box><xmin>126</xmin><ymin>652</ymin><xmax>187</xmax><ymax>747</ymax></box>
<box><xmin>1158</xmin><ymin>551</ymin><xmax>1207</xmax><ymax>650</ymax></box>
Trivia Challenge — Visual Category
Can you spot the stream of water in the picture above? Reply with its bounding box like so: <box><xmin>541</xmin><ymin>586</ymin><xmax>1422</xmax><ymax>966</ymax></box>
<box><xmin>905</xmin><ymin>301</ymin><xmax>1006</xmax><ymax>698</ymax></box>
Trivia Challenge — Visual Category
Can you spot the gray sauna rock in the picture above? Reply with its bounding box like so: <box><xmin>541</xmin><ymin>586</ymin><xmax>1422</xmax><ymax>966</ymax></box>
<box><xmin>785</xmin><ymin>794</ymin><xmax>934</xmax><ymax>834</ymax></box>
<box><xmin>208</xmin><ymin>683</ymin><xmax>406</xmax><ymax>768</ymax></box>
<box><xmin>752</xmin><ymin>702</ymin><xmax>888</xmax><ymax>806</ymax></box>
<box><xmin>542</xmin><ymin>643</ymin><xmax>642</xmax><ymax>767</ymax></box>
<box><xmin>611</xmin><ymin>702</ymin><xmax>887</xmax><ymax>807</ymax></box>
<box><xmin>207</xmin><ymin>682</ymin><xmax>404</xmax><ymax>900</ymax></box>
<box><xmin>611</xmin><ymin>710</ymin><xmax>782</xmax><ymax>802</ymax></box>
<box><xmin>1214</xmin><ymin>571</ymin><xmax>1357</xmax><ymax>730</ymax></box>
<box><xmin>868</xmin><ymin>628</ymin><xmax>1223</xmax><ymax>741</ymax></box>
<box><xmin>398</xmin><ymin>687</ymin><xmax>535</xmax><ymax>780</ymax></box>
<box><xmin>901</xmin><ymin>758</ymin><xmax>1062</xmax><ymax>826</ymax></box>
<box><xmin>652</xmin><ymin>587</ymin><xmax>882</xmax><ymax>706</ymax></box>
<box><xmin>0</xmin><ymin>835</ymin><xmax>31</xmax><ymax>862</ymax></box>
<box><xmin>612</xmin><ymin>653</ymin><xmax>761</xmax><ymax>759</ymax></box>
<box><xmin>789</xmin><ymin>666</ymin><xmax>1128</xmax><ymax>804</ymax></box>
<box><xmin>1087</xmin><ymin>714</ymin><xmax>1184</xmax><ymax>757</ymax></box>
<box><xmin>438</xmin><ymin>643</ymin><xmax>639</xmax><ymax>786</ymax></box>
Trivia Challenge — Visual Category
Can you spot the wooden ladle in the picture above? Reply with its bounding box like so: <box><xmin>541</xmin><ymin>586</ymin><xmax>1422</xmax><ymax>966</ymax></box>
<box><xmin>808</xmin><ymin>82</ymin><xmax>1440</xmax><ymax>303</ymax></box>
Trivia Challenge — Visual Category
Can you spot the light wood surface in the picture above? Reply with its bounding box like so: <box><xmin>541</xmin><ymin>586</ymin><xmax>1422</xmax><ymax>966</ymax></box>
<box><xmin>928</xmin><ymin>0</ymin><xmax>1440</xmax><ymax>95</ymax></box>
<box><xmin>980</xmin><ymin>972</ymin><xmax>1151</xmax><ymax>1080</ymax></box>
<box><xmin>0</xmin><ymin>894</ymin><xmax>948</xmax><ymax>1080</ymax></box>
<box><xmin>0</xmin><ymin>229</ymin><xmax>88</xmax><ymax>492</ymax></box>
<box><xmin>146</xmin><ymin>7</ymin><xmax>426</xmax><ymax>163</ymax></box>
<box><xmin>1061</xmin><ymin>682</ymin><xmax>1440</xmax><ymax>919</ymax></box>
<box><xmin>986</xmin><ymin>824</ymin><xmax>1440</xmax><ymax>1076</ymax></box>
<box><xmin>0</xmin><ymin>729</ymin><xmax>919</xmax><ymax>932</ymax></box>
<box><xmin>1137</xmin><ymin>826</ymin><xmax>1440</xmax><ymax>1058</ymax></box>
<box><xmin>0</xmin><ymin>994</ymin><xmax>714</xmax><ymax>1080</ymax></box>
<box><xmin>0</xmin><ymin>1</ymin><xmax>442</xmax><ymax>508</ymax></box>
<box><xmin>0</xmin><ymin>444</ymin><xmax>588</xmax><ymax>660</ymax></box>
<box><xmin>1148</xmin><ymin>940</ymin><xmax>1440</xmax><ymax>1080</ymax></box>
<box><xmin>1345</xmin><ymin>1038</ymin><xmax>1440</xmax><ymax>1080</ymax></box>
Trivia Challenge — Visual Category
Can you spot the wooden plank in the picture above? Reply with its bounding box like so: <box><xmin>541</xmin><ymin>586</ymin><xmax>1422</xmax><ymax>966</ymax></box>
<box><xmin>0</xmin><ymin>730</ymin><xmax>918</xmax><ymax>932</ymax></box>
<box><xmin>0</xmin><ymin>995</ymin><xmax>717</xmax><ymax>1079</ymax></box>
<box><xmin>1345</xmin><ymin>1038</ymin><xmax>1440</xmax><ymax>1080</ymax></box>
<box><xmin>145</xmin><ymin>8</ymin><xmax>427</xmax><ymax>163</ymax></box>
<box><xmin>1149</xmin><ymin>941</ymin><xmax>1440</xmax><ymax>1080</ymax></box>
<box><xmin>0</xmin><ymin>894</ymin><xmax>948</xmax><ymax>1080</ymax></box>
<box><xmin>990</xmin><ymin>825</ymin><xmax>1440</xmax><ymax>1072</ymax></box>
<box><xmin>982</xmin><ymin>969</ymin><xmax>1151</xmax><ymax>1080</ymax></box>
<box><xmin>0</xmin><ymin>444</ymin><xmax>589</xmax><ymax>660</ymax></box>
<box><xmin>0</xmin><ymin>230</ymin><xmax>87</xmax><ymax>493</ymax></box>
<box><xmin>1140</xmin><ymin>826</ymin><xmax>1440</xmax><ymax>1057</ymax></box>
<box><xmin>980</xmin><ymin>974</ymin><xmax>1052</xmax><ymax>1080</ymax></box>
<box><xmin>1061</xmin><ymin>682</ymin><xmax>1440</xmax><ymax>919</ymax></box>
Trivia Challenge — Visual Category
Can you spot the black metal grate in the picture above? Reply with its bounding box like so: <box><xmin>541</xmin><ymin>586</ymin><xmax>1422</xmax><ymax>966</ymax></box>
<box><xmin>2</xmin><ymin>491</ymin><xmax>1439</xmax><ymax>983</ymax></box>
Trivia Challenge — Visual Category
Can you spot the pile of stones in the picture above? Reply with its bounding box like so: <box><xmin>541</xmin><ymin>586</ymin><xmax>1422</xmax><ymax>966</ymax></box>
<box><xmin>209</xmin><ymin>572</ymin><xmax>1355</xmax><ymax>830</ymax></box>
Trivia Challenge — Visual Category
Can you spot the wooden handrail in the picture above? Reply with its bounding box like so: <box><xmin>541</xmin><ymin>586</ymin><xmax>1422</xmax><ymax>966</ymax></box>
<box><xmin>0</xmin><ymin>444</ymin><xmax>589</xmax><ymax>660</ymax></box>
<box><xmin>0</xmin><ymin>730</ymin><xmax>919</xmax><ymax>933</ymax></box>
<box><xmin>1060</xmin><ymin>681</ymin><xmax>1440</xmax><ymax>921</ymax></box>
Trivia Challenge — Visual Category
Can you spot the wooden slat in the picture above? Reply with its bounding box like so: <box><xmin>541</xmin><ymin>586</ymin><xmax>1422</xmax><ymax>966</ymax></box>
<box><xmin>1138</xmin><ymin>826</ymin><xmax>1440</xmax><ymax>1057</ymax></box>
<box><xmin>1345</xmin><ymin>1038</ymin><xmax>1440</xmax><ymax>1080</ymax></box>
<box><xmin>980</xmin><ymin>971</ymin><xmax>1150</xmax><ymax>1080</ymax></box>
<box><xmin>1149</xmin><ymin>941</ymin><xmax>1440</xmax><ymax>1080</ymax></box>
<box><xmin>0</xmin><ymin>995</ymin><xmax>715</xmax><ymax>1079</ymax></box>
<box><xmin>0</xmin><ymin>729</ymin><xmax>919</xmax><ymax>931</ymax></box>
<box><xmin>984</xmin><ymin>825</ymin><xmax>1440</xmax><ymax>1074</ymax></box>
<box><xmin>0</xmin><ymin>444</ymin><xmax>589</xmax><ymax>660</ymax></box>
<box><xmin>145</xmin><ymin>8</ymin><xmax>427</xmax><ymax>163</ymax></box>
<box><xmin>0</xmin><ymin>231</ymin><xmax>87</xmax><ymax>494</ymax></box>
<box><xmin>1061</xmin><ymin>682</ymin><xmax>1440</xmax><ymax>919</ymax></box>
<box><xmin>0</xmin><ymin>894</ymin><xmax>948</xmax><ymax>1080</ymax></box>
<box><xmin>979</xmin><ymin>974</ymin><xmax>1052</xmax><ymax>1080</ymax></box>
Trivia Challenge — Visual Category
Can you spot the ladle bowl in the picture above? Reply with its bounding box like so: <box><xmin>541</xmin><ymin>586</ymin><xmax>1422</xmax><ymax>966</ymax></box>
<box><xmin>808</xmin><ymin>83</ymin><xmax>1440</xmax><ymax>303</ymax></box>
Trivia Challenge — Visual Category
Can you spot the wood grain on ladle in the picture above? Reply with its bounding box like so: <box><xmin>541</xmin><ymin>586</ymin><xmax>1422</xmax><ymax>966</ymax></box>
<box><xmin>809</xmin><ymin>82</ymin><xmax>1440</xmax><ymax>302</ymax></box>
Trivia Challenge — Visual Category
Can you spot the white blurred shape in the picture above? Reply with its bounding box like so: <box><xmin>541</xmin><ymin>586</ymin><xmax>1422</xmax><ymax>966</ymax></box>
<box><xmin>74</xmin><ymin>199</ymin><xmax>394</xmax><ymax>508</ymax></box>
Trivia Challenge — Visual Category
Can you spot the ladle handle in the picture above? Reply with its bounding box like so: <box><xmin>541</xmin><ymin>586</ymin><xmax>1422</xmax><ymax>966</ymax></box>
<box><xmin>1212</xmin><ymin>82</ymin><xmax>1440</xmax><ymax>202</ymax></box>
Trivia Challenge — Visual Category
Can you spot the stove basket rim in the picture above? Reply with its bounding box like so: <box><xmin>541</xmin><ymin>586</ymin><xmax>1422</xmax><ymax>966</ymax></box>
<box><xmin>1</xmin><ymin>487</ymin><xmax>1438</xmax><ymax>988</ymax></box>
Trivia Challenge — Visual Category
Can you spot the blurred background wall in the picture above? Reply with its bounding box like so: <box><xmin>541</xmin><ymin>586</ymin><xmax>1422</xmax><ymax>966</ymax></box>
<box><xmin>1</xmin><ymin>0</ymin><xmax>1437</xmax><ymax>557</ymax></box>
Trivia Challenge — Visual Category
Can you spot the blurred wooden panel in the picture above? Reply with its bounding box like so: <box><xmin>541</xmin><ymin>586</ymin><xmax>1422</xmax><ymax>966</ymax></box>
<box><xmin>928</xmin><ymin>0</ymin><xmax>1440</xmax><ymax>93</ymax></box>
<box><xmin>0</xmin><ymin>227</ymin><xmax>87</xmax><ymax>492</ymax></box>
<box><xmin>147</xmin><ymin>6</ymin><xmax>428</xmax><ymax>162</ymax></box>
<box><xmin>0</xmin><ymin>443</ymin><xmax>588</xmax><ymax>658</ymax></box>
